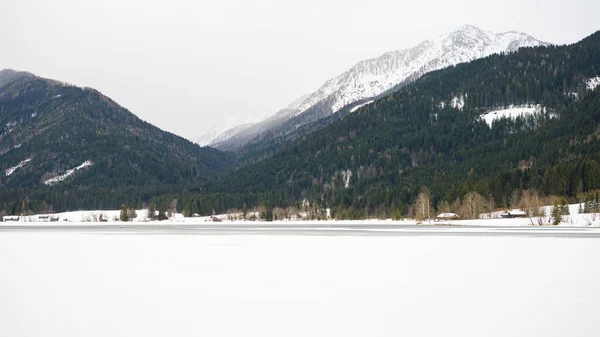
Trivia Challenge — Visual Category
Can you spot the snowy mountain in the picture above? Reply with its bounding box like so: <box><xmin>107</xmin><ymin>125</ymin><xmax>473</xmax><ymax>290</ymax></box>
<box><xmin>208</xmin><ymin>123</ymin><xmax>254</xmax><ymax>146</ymax></box>
<box><xmin>194</xmin><ymin>128</ymin><xmax>225</xmax><ymax>147</ymax></box>
<box><xmin>294</xmin><ymin>25</ymin><xmax>548</xmax><ymax>115</ymax></box>
<box><xmin>213</xmin><ymin>25</ymin><xmax>549</xmax><ymax>152</ymax></box>
<box><xmin>284</xmin><ymin>93</ymin><xmax>311</xmax><ymax>111</ymax></box>
<box><xmin>209</xmin><ymin>94</ymin><xmax>310</xmax><ymax>149</ymax></box>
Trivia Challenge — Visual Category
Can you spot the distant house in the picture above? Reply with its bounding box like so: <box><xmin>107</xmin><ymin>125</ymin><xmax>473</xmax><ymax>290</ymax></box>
<box><xmin>2</xmin><ymin>216</ymin><xmax>20</xmax><ymax>222</ymax></box>
<box><xmin>37</xmin><ymin>214</ymin><xmax>59</xmax><ymax>222</ymax></box>
<box><xmin>437</xmin><ymin>213</ymin><xmax>460</xmax><ymax>220</ymax></box>
<box><xmin>210</xmin><ymin>215</ymin><xmax>222</xmax><ymax>222</ymax></box>
<box><xmin>501</xmin><ymin>210</ymin><xmax>527</xmax><ymax>218</ymax></box>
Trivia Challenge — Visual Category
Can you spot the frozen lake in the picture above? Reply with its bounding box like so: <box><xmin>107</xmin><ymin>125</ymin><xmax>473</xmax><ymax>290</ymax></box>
<box><xmin>1</xmin><ymin>225</ymin><xmax>599</xmax><ymax>337</ymax></box>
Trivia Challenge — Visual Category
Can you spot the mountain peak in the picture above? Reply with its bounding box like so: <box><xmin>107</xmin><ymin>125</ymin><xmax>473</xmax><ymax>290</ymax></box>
<box><xmin>454</xmin><ymin>24</ymin><xmax>483</xmax><ymax>32</ymax></box>
<box><xmin>0</xmin><ymin>69</ymin><xmax>33</xmax><ymax>87</ymax></box>
<box><xmin>294</xmin><ymin>26</ymin><xmax>548</xmax><ymax>114</ymax></box>
<box><xmin>210</xmin><ymin>26</ymin><xmax>549</xmax><ymax>152</ymax></box>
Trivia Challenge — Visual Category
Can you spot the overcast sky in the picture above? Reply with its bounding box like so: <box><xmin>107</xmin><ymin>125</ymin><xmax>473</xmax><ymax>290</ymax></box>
<box><xmin>1</xmin><ymin>0</ymin><xmax>598</xmax><ymax>140</ymax></box>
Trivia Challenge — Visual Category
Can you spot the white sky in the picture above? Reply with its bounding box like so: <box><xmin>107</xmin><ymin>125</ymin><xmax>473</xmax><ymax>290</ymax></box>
<box><xmin>1</xmin><ymin>0</ymin><xmax>598</xmax><ymax>140</ymax></box>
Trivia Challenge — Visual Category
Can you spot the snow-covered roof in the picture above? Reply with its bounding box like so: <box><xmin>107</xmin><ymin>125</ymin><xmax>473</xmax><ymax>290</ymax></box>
<box><xmin>437</xmin><ymin>213</ymin><xmax>459</xmax><ymax>218</ymax></box>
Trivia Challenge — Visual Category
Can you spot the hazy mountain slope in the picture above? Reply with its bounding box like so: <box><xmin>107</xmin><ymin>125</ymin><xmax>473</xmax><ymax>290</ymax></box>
<box><xmin>210</xmin><ymin>94</ymin><xmax>309</xmax><ymax>150</ymax></box>
<box><xmin>193</xmin><ymin>94</ymin><xmax>310</xmax><ymax>148</ymax></box>
<box><xmin>214</xmin><ymin>25</ymin><xmax>548</xmax><ymax>152</ymax></box>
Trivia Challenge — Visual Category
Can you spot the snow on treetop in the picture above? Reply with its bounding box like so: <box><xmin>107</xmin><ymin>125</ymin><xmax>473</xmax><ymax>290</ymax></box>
<box><xmin>587</xmin><ymin>76</ymin><xmax>600</xmax><ymax>91</ymax></box>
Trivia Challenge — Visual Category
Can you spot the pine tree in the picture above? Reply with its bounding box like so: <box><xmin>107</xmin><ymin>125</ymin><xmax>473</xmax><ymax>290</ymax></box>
<box><xmin>560</xmin><ymin>197</ymin><xmax>570</xmax><ymax>215</ymax></box>
<box><xmin>183</xmin><ymin>203</ymin><xmax>192</xmax><ymax>217</ymax></box>
<box><xmin>551</xmin><ymin>199</ymin><xmax>562</xmax><ymax>226</ymax></box>
<box><xmin>120</xmin><ymin>204</ymin><xmax>129</xmax><ymax>222</ymax></box>
<box><xmin>147</xmin><ymin>203</ymin><xmax>157</xmax><ymax>220</ymax></box>
<box><xmin>127</xmin><ymin>203</ymin><xmax>137</xmax><ymax>220</ymax></box>
<box><xmin>395</xmin><ymin>209</ymin><xmax>403</xmax><ymax>221</ymax></box>
<box><xmin>242</xmin><ymin>203</ymin><xmax>248</xmax><ymax>219</ymax></box>
<box><xmin>551</xmin><ymin>197</ymin><xmax>570</xmax><ymax>225</ymax></box>
<box><xmin>40</xmin><ymin>200</ymin><xmax>48</xmax><ymax>214</ymax></box>
<box><xmin>157</xmin><ymin>206</ymin><xmax>168</xmax><ymax>221</ymax></box>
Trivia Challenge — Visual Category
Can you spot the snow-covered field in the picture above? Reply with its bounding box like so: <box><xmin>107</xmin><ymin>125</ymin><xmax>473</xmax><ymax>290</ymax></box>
<box><xmin>0</xmin><ymin>232</ymin><xmax>598</xmax><ymax>337</ymax></box>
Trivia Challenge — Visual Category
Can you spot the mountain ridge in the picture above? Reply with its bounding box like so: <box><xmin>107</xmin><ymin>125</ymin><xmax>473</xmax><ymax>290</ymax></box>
<box><xmin>211</xmin><ymin>25</ymin><xmax>549</xmax><ymax>152</ymax></box>
<box><xmin>0</xmin><ymin>70</ymin><xmax>232</xmax><ymax>212</ymax></box>
<box><xmin>206</xmin><ymin>30</ymin><xmax>600</xmax><ymax>218</ymax></box>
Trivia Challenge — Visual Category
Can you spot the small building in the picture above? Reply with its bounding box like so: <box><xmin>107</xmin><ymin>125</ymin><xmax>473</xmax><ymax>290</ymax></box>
<box><xmin>437</xmin><ymin>213</ymin><xmax>460</xmax><ymax>220</ymax></box>
<box><xmin>2</xmin><ymin>216</ymin><xmax>20</xmax><ymax>222</ymax></box>
<box><xmin>501</xmin><ymin>210</ymin><xmax>527</xmax><ymax>218</ymax></box>
<box><xmin>210</xmin><ymin>215</ymin><xmax>222</xmax><ymax>222</ymax></box>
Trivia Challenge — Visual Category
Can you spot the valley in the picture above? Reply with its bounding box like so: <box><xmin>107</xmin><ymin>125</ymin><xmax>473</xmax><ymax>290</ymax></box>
<box><xmin>3</xmin><ymin>3</ymin><xmax>600</xmax><ymax>336</ymax></box>
<box><xmin>1</xmin><ymin>28</ymin><xmax>600</xmax><ymax>226</ymax></box>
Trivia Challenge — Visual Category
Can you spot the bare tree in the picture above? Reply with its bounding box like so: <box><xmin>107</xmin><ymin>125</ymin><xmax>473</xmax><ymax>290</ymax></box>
<box><xmin>167</xmin><ymin>199</ymin><xmax>178</xmax><ymax>219</ymax></box>
<box><xmin>509</xmin><ymin>189</ymin><xmax>520</xmax><ymax>208</ymax></box>
<box><xmin>414</xmin><ymin>187</ymin><xmax>432</xmax><ymax>222</ymax></box>
<box><xmin>127</xmin><ymin>206</ymin><xmax>137</xmax><ymax>220</ymax></box>
<box><xmin>519</xmin><ymin>189</ymin><xmax>541</xmax><ymax>217</ymax></box>
<box><xmin>437</xmin><ymin>200</ymin><xmax>451</xmax><ymax>214</ymax></box>
<box><xmin>461</xmin><ymin>191</ymin><xmax>486</xmax><ymax>219</ymax></box>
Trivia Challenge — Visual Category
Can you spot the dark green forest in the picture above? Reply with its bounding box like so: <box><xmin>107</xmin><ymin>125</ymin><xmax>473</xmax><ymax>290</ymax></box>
<box><xmin>1</xmin><ymin>31</ymin><xmax>600</xmax><ymax>218</ymax></box>
<box><xmin>186</xmin><ymin>31</ymin><xmax>600</xmax><ymax>218</ymax></box>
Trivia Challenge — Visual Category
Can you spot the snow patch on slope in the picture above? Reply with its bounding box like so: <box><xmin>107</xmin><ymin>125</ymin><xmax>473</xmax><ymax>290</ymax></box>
<box><xmin>350</xmin><ymin>100</ymin><xmax>374</xmax><ymax>113</ymax></box>
<box><xmin>342</xmin><ymin>170</ymin><xmax>352</xmax><ymax>188</ymax></box>
<box><xmin>5</xmin><ymin>158</ymin><xmax>31</xmax><ymax>176</ymax></box>
<box><xmin>194</xmin><ymin>123</ymin><xmax>253</xmax><ymax>147</ymax></box>
<box><xmin>334</xmin><ymin>170</ymin><xmax>352</xmax><ymax>189</ymax></box>
<box><xmin>43</xmin><ymin>160</ymin><xmax>92</xmax><ymax>185</ymax></box>
<box><xmin>587</xmin><ymin>76</ymin><xmax>600</xmax><ymax>91</ymax></box>
<box><xmin>285</xmin><ymin>94</ymin><xmax>310</xmax><ymax>110</ymax></box>
<box><xmin>480</xmin><ymin>105</ymin><xmax>544</xmax><ymax>127</ymax></box>
<box><xmin>451</xmin><ymin>95</ymin><xmax>465</xmax><ymax>110</ymax></box>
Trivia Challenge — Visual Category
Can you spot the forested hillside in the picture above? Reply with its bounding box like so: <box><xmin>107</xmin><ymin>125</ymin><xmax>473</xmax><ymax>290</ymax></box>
<box><xmin>0</xmin><ymin>70</ymin><xmax>233</xmax><ymax>214</ymax></box>
<box><xmin>177</xmin><ymin>31</ymin><xmax>600</xmax><ymax>218</ymax></box>
<box><xmin>2</xmin><ymin>31</ymin><xmax>600</xmax><ymax>219</ymax></box>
